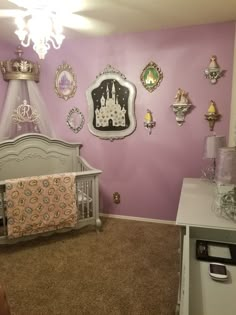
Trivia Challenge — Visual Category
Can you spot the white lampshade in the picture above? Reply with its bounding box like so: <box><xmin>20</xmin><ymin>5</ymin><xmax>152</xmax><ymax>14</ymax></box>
<box><xmin>203</xmin><ymin>135</ymin><xmax>226</xmax><ymax>159</ymax></box>
<box><xmin>215</xmin><ymin>147</ymin><xmax>236</xmax><ymax>184</ymax></box>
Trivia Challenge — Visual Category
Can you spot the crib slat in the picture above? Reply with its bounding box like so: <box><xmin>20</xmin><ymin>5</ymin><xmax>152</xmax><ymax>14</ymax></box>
<box><xmin>86</xmin><ymin>181</ymin><xmax>90</xmax><ymax>218</ymax></box>
<box><xmin>76</xmin><ymin>177</ymin><xmax>94</xmax><ymax>220</ymax></box>
<box><xmin>0</xmin><ymin>186</ymin><xmax>6</xmax><ymax>236</ymax></box>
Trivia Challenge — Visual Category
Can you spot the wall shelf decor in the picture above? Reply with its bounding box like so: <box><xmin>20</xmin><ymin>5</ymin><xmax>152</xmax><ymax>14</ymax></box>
<box><xmin>55</xmin><ymin>63</ymin><xmax>77</xmax><ymax>100</ymax></box>
<box><xmin>66</xmin><ymin>107</ymin><xmax>85</xmax><ymax>133</ymax></box>
<box><xmin>140</xmin><ymin>61</ymin><xmax>163</xmax><ymax>92</ymax></box>
<box><xmin>205</xmin><ymin>100</ymin><xmax>221</xmax><ymax>131</ymax></box>
<box><xmin>171</xmin><ymin>88</ymin><xmax>192</xmax><ymax>126</ymax></box>
<box><xmin>204</xmin><ymin>56</ymin><xmax>225</xmax><ymax>84</ymax></box>
<box><xmin>86</xmin><ymin>65</ymin><xmax>136</xmax><ymax>140</ymax></box>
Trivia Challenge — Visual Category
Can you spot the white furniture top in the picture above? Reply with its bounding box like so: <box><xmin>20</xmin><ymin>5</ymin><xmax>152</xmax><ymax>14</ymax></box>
<box><xmin>176</xmin><ymin>178</ymin><xmax>236</xmax><ymax>231</ymax></box>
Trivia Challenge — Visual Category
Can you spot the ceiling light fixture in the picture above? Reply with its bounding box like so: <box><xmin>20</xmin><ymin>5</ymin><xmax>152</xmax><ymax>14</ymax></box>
<box><xmin>14</xmin><ymin>7</ymin><xmax>65</xmax><ymax>59</ymax></box>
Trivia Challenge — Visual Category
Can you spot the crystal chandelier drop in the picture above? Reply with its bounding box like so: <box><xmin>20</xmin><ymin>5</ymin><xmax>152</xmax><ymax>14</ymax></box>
<box><xmin>14</xmin><ymin>9</ymin><xmax>65</xmax><ymax>59</ymax></box>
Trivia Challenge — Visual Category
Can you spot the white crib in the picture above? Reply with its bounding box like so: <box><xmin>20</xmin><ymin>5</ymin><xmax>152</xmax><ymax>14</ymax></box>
<box><xmin>0</xmin><ymin>133</ymin><xmax>102</xmax><ymax>244</ymax></box>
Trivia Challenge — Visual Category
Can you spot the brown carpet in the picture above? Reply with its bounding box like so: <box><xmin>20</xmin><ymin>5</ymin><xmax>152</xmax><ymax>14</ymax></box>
<box><xmin>0</xmin><ymin>218</ymin><xmax>180</xmax><ymax>315</ymax></box>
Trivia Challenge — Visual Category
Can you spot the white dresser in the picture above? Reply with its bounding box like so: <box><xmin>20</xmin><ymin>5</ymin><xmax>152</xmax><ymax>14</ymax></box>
<box><xmin>176</xmin><ymin>178</ymin><xmax>236</xmax><ymax>315</ymax></box>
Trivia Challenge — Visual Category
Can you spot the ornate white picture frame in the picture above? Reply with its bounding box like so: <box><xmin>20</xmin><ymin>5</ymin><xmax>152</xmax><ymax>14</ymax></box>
<box><xmin>86</xmin><ymin>65</ymin><xmax>136</xmax><ymax>140</ymax></box>
<box><xmin>55</xmin><ymin>63</ymin><xmax>77</xmax><ymax>101</ymax></box>
<box><xmin>66</xmin><ymin>107</ymin><xmax>85</xmax><ymax>133</ymax></box>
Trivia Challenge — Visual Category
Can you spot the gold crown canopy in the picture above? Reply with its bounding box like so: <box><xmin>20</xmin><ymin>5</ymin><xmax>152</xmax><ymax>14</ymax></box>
<box><xmin>0</xmin><ymin>46</ymin><xmax>40</xmax><ymax>82</ymax></box>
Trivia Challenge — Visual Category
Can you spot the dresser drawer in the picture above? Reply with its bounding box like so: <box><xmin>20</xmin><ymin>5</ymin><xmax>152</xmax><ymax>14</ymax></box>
<box><xmin>182</xmin><ymin>227</ymin><xmax>236</xmax><ymax>315</ymax></box>
<box><xmin>176</xmin><ymin>179</ymin><xmax>236</xmax><ymax>315</ymax></box>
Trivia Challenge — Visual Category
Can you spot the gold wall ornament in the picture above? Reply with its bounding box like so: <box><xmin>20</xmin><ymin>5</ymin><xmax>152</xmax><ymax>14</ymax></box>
<box><xmin>66</xmin><ymin>107</ymin><xmax>85</xmax><ymax>133</ymax></box>
<box><xmin>0</xmin><ymin>45</ymin><xmax>40</xmax><ymax>82</ymax></box>
<box><xmin>140</xmin><ymin>61</ymin><xmax>163</xmax><ymax>92</ymax></box>
<box><xmin>144</xmin><ymin>109</ymin><xmax>156</xmax><ymax>135</ymax></box>
<box><xmin>55</xmin><ymin>63</ymin><xmax>77</xmax><ymax>101</ymax></box>
<box><xmin>205</xmin><ymin>100</ymin><xmax>221</xmax><ymax>131</ymax></box>
<box><xmin>204</xmin><ymin>55</ymin><xmax>225</xmax><ymax>84</ymax></box>
<box><xmin>171</xmin><ymin>88</ymin><xmax>192</xmax><ymax>126</ymax></box>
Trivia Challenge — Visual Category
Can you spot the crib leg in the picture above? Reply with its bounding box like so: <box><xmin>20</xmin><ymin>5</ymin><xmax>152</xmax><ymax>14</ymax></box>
<box><xmin>96</xmin><ymin>217</ymin><xmax>102</xmax><ymax>232</ymax></box>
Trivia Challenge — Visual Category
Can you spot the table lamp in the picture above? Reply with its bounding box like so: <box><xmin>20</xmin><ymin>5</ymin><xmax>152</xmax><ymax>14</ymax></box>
<box><xmin>215</xmin><ymin>147</ymin><xmax>236</xmax><ymax>221</ymax></box>
<box><xmin>202</xmin><ymin>135</ymin><xmax>226</xmax><ymax>181</ymax></box>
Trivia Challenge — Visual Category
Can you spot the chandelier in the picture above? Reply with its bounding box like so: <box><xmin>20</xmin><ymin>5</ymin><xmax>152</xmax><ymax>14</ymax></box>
<box><xmin>14</xmin><ymin>8</ymin><xmax>65</xmax><ymax>59</ymax></box>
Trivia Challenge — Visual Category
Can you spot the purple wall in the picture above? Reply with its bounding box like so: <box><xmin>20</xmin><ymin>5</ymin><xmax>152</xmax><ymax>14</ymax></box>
<box><xmin>0</xmin><ymin>22</ymin><xmax>235</xmax><ymax>221</ymax></box>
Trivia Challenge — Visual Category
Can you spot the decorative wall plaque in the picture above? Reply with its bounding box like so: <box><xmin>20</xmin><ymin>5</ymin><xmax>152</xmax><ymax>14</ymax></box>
<box><xmin>86</xmin><ymin>65</ymin><xmax>136</xmax><ymax>140</ymax></box>
<box><xmin>140</xmin><ymin>61</ymin><xmax>163</xmax><ymax>92</ymax></box>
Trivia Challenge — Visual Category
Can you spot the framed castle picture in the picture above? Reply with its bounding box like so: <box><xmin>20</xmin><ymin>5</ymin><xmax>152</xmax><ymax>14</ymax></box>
<box><xmin>55</xmin><ymin>63</ymin><xmax>77</xmax><ymax>100</ymax></box>
<box><xmin>86</xmin><ymin>65</ymin><xmax>137</xmax><ymax>140</ymax></box>
<box><xmin>140</xmin><ymin>61</ymin><xmax>163</xmax><ymax>93</ymax></box>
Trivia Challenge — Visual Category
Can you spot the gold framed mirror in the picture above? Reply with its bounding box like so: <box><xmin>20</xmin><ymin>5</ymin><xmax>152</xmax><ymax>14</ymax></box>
<box><xmin>55</xmin><ymin>63</ymin><xmax>77</xmax><ymax>101</ymax></box>
<box><xmin>140</xmin><ymin>61</ymin><xmax>163</xmax><ymax>93</ymax></box>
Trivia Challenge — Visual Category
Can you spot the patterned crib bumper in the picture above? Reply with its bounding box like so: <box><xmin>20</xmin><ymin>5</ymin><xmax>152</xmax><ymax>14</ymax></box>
<box><xmin>5</xmin><ymin>173</ymin><xmax>78</xmax><ymax>239</ymax></box>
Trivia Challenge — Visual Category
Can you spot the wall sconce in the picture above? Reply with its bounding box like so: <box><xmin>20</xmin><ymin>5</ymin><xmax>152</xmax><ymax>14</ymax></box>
<box><xmin>215</xmin><ymin>147</ymin><xmax>236</xmax><ymax>222</ymax></box>
<box><xmin>205</xmin><ymin>100</ymin><xmax>221</xmax><ymax>131</ymax></box>
<box><xmin>144</xmin><ymin>109</ymin><xmax>156</xmax><ymax>135</ymax></box>
<box><xmin>171</xmin><ymin>88</ymin><xmax>192</xmax><ymax>126</ymax></box>
<box><xmin>204</xmin><ymin>55</ymin><xmax>225</xmax><ymax>84</ymax></box>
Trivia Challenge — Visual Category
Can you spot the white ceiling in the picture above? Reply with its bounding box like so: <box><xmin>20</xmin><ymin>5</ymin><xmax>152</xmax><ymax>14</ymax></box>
<box><xmin>0</xmin><ymin>0</ymin><xmax>236</xmax><ymax>41</ymax></box>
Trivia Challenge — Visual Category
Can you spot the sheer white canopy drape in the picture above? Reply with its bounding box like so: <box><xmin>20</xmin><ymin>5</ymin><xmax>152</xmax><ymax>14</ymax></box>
<box><xmin>0</xmin><ymin>80</ymin><xmax>54</xmax><ymax>140</ymax></box>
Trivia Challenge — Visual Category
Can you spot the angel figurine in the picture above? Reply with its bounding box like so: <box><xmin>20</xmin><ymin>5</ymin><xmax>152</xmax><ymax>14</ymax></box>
<box><xmin>174</xmin><ymin>88</ymin><xmax>189</xmax><ymax>105</ymax></box>
<box><xmin>171</xmin><ymin>88</ymin><xmax>192</xmax><ymax>126</ymax></box>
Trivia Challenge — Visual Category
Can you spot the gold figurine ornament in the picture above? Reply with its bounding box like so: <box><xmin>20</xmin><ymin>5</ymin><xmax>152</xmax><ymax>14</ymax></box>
<box><xmin>144</xmin><ymin>109</ymin><xmax>156</xmax><ymax>135</ymax></box>
<box><xmin>205</xmin><ymin>100</ymin><xmax>221</xmax><ymax>131</ymax></box>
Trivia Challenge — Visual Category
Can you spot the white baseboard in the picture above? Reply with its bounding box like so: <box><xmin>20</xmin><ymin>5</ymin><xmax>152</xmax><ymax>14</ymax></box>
<box><xmin>100</xmin><ymin>213</ymin><xmax>175</xmax><ymax>225</ymax></box>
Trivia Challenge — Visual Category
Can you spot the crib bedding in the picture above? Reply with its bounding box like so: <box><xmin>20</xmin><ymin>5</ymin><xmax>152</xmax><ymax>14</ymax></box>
<box><xmin>0</xmin><ymin>133</ymin><xmax>102</xmax><ymax>244</ymax></box>
<box><xmin>5</xmin><ymin>173</ymin><xmax>78</xmax><ymax>239</ymax></box>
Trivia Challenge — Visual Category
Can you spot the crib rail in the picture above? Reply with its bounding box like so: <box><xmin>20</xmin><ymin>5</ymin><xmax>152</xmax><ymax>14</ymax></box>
<box><xmin>77</xmin><ymin>156</ymin><xmax>99</xmax><ymax>173</ymax></box>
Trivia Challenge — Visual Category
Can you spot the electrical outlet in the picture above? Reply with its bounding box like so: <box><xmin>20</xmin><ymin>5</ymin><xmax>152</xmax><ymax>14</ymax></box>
<box><xmin>113</xmin><ymin>192</ymin><xmax>120</xmax><ymax>204</ymax></box>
